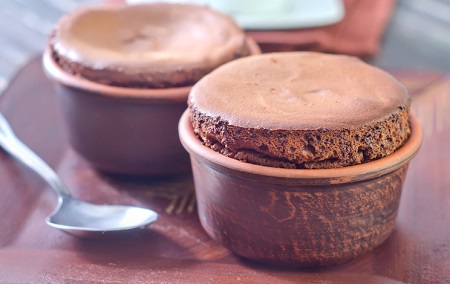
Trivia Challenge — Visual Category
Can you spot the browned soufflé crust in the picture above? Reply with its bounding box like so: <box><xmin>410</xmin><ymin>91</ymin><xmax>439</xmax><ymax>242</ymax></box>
<box><xmin>50</xmin><ymin>3</ymin><xmax>250</xmax><ymax>88</ymax></box>
<box><xmin>189</xmin><ymin>52</ymin><xmax>411</xmax><ymax>169</ymax></box>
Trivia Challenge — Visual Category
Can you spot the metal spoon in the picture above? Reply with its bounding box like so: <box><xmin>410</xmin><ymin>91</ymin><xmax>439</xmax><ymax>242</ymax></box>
<box><xmin>0</xmin><ymin>112</ymin><xmax>158</xmax><ymax>234</ymax></box>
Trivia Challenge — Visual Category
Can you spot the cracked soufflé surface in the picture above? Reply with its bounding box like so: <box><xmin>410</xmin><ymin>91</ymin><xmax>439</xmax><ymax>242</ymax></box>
<box><xmin>189</xmin><ymin>52</ymin><xmax>411</xmax><ymax>169</ymax></box>
<box><xmin>50</xmin><ymin>3</ymin><xmax>250</xmax><ymax>88</ymax></box>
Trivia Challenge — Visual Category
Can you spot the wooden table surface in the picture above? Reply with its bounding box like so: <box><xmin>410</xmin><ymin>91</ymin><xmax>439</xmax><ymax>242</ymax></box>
<box><xmin>0</xmin><ymin>58</ymin><xmax>449</xmax><ymax>283</ymax></box>
<box><xmin>1</xmin><ymin>1</ymin><xmax>450</xmax><ymax>283</ymax></box>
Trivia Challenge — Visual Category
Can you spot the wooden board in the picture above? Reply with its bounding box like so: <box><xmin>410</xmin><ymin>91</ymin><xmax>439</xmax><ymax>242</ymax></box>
<box><xmin>0</xmin><ymin>57</ymin><xmax>449</xmax><ymax>283</ymax></box>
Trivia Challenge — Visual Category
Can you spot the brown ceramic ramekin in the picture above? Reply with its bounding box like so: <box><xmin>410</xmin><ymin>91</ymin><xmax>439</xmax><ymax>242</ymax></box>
<box><xmin>179</xmin><ymin>110</ymin><xmax>422</xmax><ymax>266</ymax></box>
<box><xmin>43</xmin><ymin>38</ymin><xmax>260</xmax><ymax>175</ymax></box>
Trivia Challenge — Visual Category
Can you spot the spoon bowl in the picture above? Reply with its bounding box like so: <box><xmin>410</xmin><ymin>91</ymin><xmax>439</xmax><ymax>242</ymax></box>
<box><xmin>47</xmin><ymin>196</ymin><xmax>158</xmax><ymax>232</ymax></box>
<box><xmin>0</xmin><ymin>112</ymin><xmax>158</xmax><ymax>235</ymax></box>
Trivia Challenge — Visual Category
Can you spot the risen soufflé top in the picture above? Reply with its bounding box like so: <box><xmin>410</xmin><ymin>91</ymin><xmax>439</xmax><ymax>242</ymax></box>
<box><xmin>190</xmin><ymin>52</ymin><xmax>411</xmax><ymax>169</ymax></box>
<box><xmin>50</xmin><ymin>3</ymin><xmax>250</xmax><ymax>88</ymax></box>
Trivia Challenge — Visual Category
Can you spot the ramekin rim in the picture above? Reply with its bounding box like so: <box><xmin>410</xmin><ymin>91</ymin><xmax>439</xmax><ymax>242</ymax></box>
<box><xmin>42</xmin><ymin>37</ymin><xmax>260</xmax><ymax>101</ymax></box>
<box><xmin>42</xmin><ymin>48</ymin><xmax>191</xmax><ymax>101</ymax></box>
<box><xmin>178</xmin><ymin>109</ymin><xmax>423</xmax><ymax>182</ymax></box>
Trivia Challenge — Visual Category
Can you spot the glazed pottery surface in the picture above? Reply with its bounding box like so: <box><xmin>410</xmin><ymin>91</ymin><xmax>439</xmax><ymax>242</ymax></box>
<box><xmin>179</xmin><ymin>110</ymin><xmax>423</xmax><ymax>266</ymax></box>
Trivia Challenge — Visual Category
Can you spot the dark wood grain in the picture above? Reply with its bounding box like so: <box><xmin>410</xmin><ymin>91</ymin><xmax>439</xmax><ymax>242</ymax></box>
<box><xmin>0</xmin><ymin>58</ymin><xmax>449</xmax><ymax>283</ymax></box>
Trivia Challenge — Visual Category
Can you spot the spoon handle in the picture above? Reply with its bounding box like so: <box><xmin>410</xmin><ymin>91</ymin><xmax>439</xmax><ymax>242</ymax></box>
<box><xmin>0</xmin><ymin>112</ymin><xmax>70</xmax><ymax>196</ymax></box>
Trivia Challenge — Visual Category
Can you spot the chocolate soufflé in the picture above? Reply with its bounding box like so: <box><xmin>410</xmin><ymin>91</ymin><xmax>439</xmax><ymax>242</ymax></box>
<box><xmin>190</xmin><ymin>52</ymin><xmax>411</xmax><ymax>169</ymax></box>
<box><xmin>50</xmin><ymin>3</ymin><xmax>250</xmax><ymax>88</ymax></box>
<box><xmin>44</xmin><ymin>3</ymin><xmax>259</xmax><ymax>175</ymax></box>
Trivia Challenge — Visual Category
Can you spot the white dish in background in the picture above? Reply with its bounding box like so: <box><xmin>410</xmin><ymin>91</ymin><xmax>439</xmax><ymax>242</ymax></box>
<box><xmin>126</xmin><ymin>0</ymin><xmax>209</xmax><ymax>5</ymax></box>
<box><xmin>126</xmin><ymin>0</ymin><xmax>345</xmax><ymax>30</ymax></box>
<box><xmin>219</xmin><ymin>0</ymin><xmax>345</xmax><ymax>30</ymax></box>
